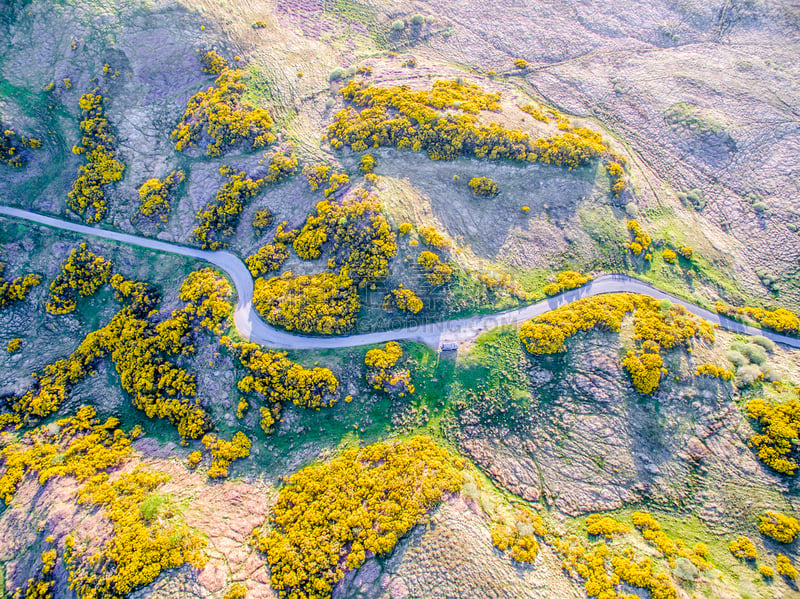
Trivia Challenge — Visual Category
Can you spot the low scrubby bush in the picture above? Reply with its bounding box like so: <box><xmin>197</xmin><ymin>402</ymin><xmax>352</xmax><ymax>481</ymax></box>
<box><xmin>253</xmin><ymin>270</ymin><xmax>359</xmax><ymax>335</ymax></box>
<box><xmin>136</xmin><ymin>170</ymin><xmax>184</xmax><ymax>222</ymax></box>
<box><xmin>172</xmin><ymin>54</ymin><xmax>275</xmax><ymax>156</ymax></box>
<box><xmin>759</xmin><ymin>510</ymin><xmax>800</xmax><ymax>543</ymax></box>
<box><xmin>468</xmin><ymin>176</ymin><xmax>498</xmax><ymax>197</ymax></box>
<box><xmin>0</xmin><ymin>263</ymin><xmax>40</xmax><ymax>310</ymax></box>
<box><xmin>68</xmin><ymin>91</ymin><xmax>125</xmax><ymax>223</ymax></box>
<box><xmin>253</xmin><ymin>437</ymin><xmax>462</xmax><ymax>599</ymax></box>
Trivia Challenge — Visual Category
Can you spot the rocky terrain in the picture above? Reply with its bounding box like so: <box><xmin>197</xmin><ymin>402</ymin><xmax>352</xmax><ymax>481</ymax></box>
<box><xmin>335</xmin><ymin>496</ymin><xmax>583</xmax><ymax>599</ymax></box>
<box><xmin>456</xmin><ymin>331</ymin><xmax>798</xmax><ymax>518</ymax></box>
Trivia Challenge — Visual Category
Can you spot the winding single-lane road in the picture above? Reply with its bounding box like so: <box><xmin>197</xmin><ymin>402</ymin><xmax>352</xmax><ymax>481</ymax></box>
<box><xmin>3</xmin><ymin>205</ymin><xmax>799</xmax><ymax>351</ymax></box>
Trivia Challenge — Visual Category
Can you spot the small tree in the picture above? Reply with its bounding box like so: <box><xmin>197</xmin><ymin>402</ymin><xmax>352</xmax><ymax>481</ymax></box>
<box><xmin>359</xmin><ymin>153</ymin><xmax>376</xmax><ymax>173</ymax></box>
<box><xmin>468</xmin><ymin>176</ymin><xmax>498</xmax><ymax>197</ymax></box>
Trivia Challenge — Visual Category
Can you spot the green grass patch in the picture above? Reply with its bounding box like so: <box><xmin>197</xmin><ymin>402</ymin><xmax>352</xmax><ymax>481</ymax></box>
<box><xmin>0</xmin><ymin>76</ymin><xmax>73</xmax><ymax>209</ymax></box>
<box><xmin>565</xmin><ymin>506</ymin><xmax>776</xmax><ymax>598</ymax></box>
<box><xmin>139</xmin><ymin>492</ymin><xmax>173</xmax><ymax>521</ymax></box>
<box><xmin>451</xmin><ymin>325</ymin><xmax>532</xmax><ymax>422</ymax></box>
<box><xmin>665</xmin><ymin>102</ymin><xmax>726</xmax><ymax>135</ymax></box>
<box><xmin>321</xmin><ymin>0</ymin><xmax>388</xmax><ymax>49</ymax></box>
<box><xmin>242</xmin><ymin>62</ymin><xmax>296</xmax><ymax>123</ymax></box>
<box><xmin>579</xmin><ymin>204</ymin><xmax>628</xmax><ymax>272</ymax></box>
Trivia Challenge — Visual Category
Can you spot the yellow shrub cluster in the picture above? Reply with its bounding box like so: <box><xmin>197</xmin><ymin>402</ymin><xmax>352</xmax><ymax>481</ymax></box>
<box><xmin>45</xmin><ymin>243</ymin><xmax>112</xmax><ymax>314</ymax></box>
<box><xmin>177</xmin><ymin>267</ymin><xmax>233</xmax><ymax>334</ymax></box>
<box><xmin>746</xmin><ymin>398</ymin><xmax>800</xmax><ymax>474</ymax></box>
<box><xmin>88</xmin><ymin>319</ymin><xmax>203</xmax><ymax>439</ymax></box>
<box><xmin>605</xmin><ymin>161</ymin><xmax>626</xmax><ymax>195</ymax></box>
<box><xmin>364</xmin><ymin>342</ymin><xmax>413</xmax><ymax>395</ymax></box>
<box><xmin>520</xmin><ymin>293</ymin><xmax>636</xmax><ymax>354</ymax></box>
<box><xmin>253</xmin><ymin>437</ymin><xmax>463</xmax><ymax>599</ymax></box>
<box><xmin>468</xmin><ymin>176</ymin><xmax>498</xmax><ymax>197</ymax></box>
<box><xmin>252</xmin><ymin>208</ymin><xmax>275</xmax><ymax>233</ymax></box>
<box><xmin>491</xmin><ymin>509</ymin><xmax>546</xmax><ymax>563</ymax></box>
<box><xmin>19</xmin><ymin>548</ymin><xmax>57</xmax><ymax>599</ymax></box>
<box><xmin>66</xmin><ymin>466</ymin><xmax>207</xmax><ymax>598</ymax></box>
<box><xmin>193</xmin><ymin>167</ymin><xmax>265</xmax><ymax>249</ymax></box>
<box><xmin>172</xmin><ymin>65</ymin><xmax>275</xmax><ymax>156</ymax></box>
<box><xmin>341</xmin><ymin>78</ymin><xmax>501</xmax><ymax>118</ymax></box>
<box><xmin>555</xmin><ymin>537</ymin><xmax>677</xmax><ymax>599</ymax></box>
<box><xmin>633</xmin><ymin>512</ymin><xmax>677</xmax><ymax>556</ymax></box>
<box><xmin>417</xmin><ymin>225</ymin><xmax>450</xmax><ymax>250</ymax></box>
<box><xmin>257</xmin><ymin>404</ymin><xmax>282</xmax><ymax>435</ymax></box>
<box><xmin>534</xmin><ymin>127</ymin><xmax>607</xmax><ymax>169</ymax></box>
<box><xmin>6</xmin><ymin>337</ymin><xmax>21</xmax><ymax>353</ymax></box>
<box><xmin>109</xmin><ymin>274</ymin><xmax>156</xmax><ymax>314</ymax></box>
<box><xmin>254</xmin><ymin>270</ymin><xmax>359</xmax><ymax>334</ymax></box>
<box><xmin>246</xmin><ymin>242</ymin><xmax>289</xmax><ymax>277</ymax></box>
<box><xmin>328</xmin><ymin>79</ymin><xmax>607</xmax><ymax>167</ymax></box>
<box><xmin>0</xmin><ymin>262</ymin><xmax>41</xmax><ymax>309</ymax></box>
<box><xmin>224</xmin><ymin>338</ymin><xmax>339</xmax><ymax>433</ymax></box>
<box><xmin>611</xmin><ymin>551</ymin><xmax>677</xmax><ymax>599</ymax></box>
<box><xmin>359</xmin><ymin>153</ymin><xmax>376</xmax><ymax>173</ymax></box>
<box><xmin>758</xmin><ymin>510</ymin><xmax>800</xmax><ymax>543</ymax></box>
<box><xmin>293</xmin><ymin>194</ymin><xmax>398</xmax><ymax>287</ymax></box>
<box><xmin>728</xmin><ymin>535</ymin><xmax>757</xmax><ymax>560</ymax></box>
<box><xmin>187</xmin><ymin>451</ymin><xmax>202</xmax><ymax>469</ymax></box>
<box><xmin>9</xmin><ymin>268</ymin><xmax>230</xmax><ymax>438</ymax></box>
<box><xmin>555</xmin><ymin>540</ymin><xmax>620</xmax><ymax>599</ymax></box>
<box><xmin>695</xmin><ymin>363</ymin><xmax>734</xmax><ymax>380</ymax></box>
<box><xmin>555</xmin><ymin>510</ymin><xmax>709</xmax><ymax>599</ymax></box>
<box><xmin>302</xmin><ymin>163</ymin><xmax>332</xmax><ymax>191</ymax></box>
<box><xmin>543</xmin><ymin>270</ymin><xmax>591</xmax><ymax>296</ymax></box>
<box><xmin>491</xmin><ymin>525</ymin><xmax>538</xmax><ymax>563</ymax></box>
<box><xmin>382</xmin><ymin>284</ymin><xmax>423</xmax><ymax>313</ymax></box>
<box><xmin>622</xmin><ymin>341</ymin><xmax>664</xmax><ymax>394</ymax></box>
<box><xmin>324</xmin><ymin>173</ymin><xmax>350</xmax><ymax>197</ymax></box>
<box><xmin>201</xmin><ymin>150</ymin><xmax>292</xmax><ymax>248</ymax></box>
<box><xmin>586</xmin><ymin>514</ymin><xmax>630</xmax><ymax>538</ymax></box>
<box><xmin>632</xmin><ymin>511</ymin><xmax>708</xmax><ymax>570</ymax></box>
<box><xmin>626</xmin><ymin>220</ymin><xmax>652</xmax><ymax>256</ymax></box>
<box><xmin>224</xmin><ymin>583</ymin><xmax>248</xmax><ymax>599</ymax></box>
<box><xmin>68</xmin><ymin>91</ymin><xmax>125</xmax><ymax>223</ymax></box>
<box><xmin>677</xmin><ymin>245</ymin><xmax>692</xmax><ymax>260</ymax></box>
<box><xmin>136</xmin><ymin>170</ymin><xmax>184</xmax><ymax>222</ymax></box>
<box><xmin>630</xmin><ymin>511</ymin><xmax>659</xmax><ymax>530</ymax></box>
<box><xmin>0</xmin><ymin>121</ymin><xmax>41</xmax><ymax>167</ymax></box>
<box><xmin>520</xmin><ymin>104</ymin><xmax>549</xmax><ymax>123</ymax></box>
<box><xmin>662</xmin><ymin>248</ymin><xmax>677</xmax><ymax>264</ymax></box>
<box><xmin>200</xmin><ymin>49</ymin><xmax>227</xmax><ymax>74</ymax></box>
<box><xmin>275</xmin><ymin>221</ymin><xmax>299</xmax><ymax>244</ymax></box>
<box><xmin>8</xmin><ymin>330</ymin><xmax>110</xmax><ymax>425</ymax></box>
<box><xmin>716</xmin><ymin>301</ymin><xmax>800</xmax><ymax>336</ymax></box>
<box><xmin>417</xmin><ymin>251</ymin><xmax>454</xmax><ymax>285</ymax></box>
<box><xmin>777</xmin><ymin>554</ymin><xmax>799</xmax><ymax>580</ymax></box>
<box><xmin>520</xmin><ymin>293</ymin><xmax>712</xmax><ymax>394</ymax></box>
<box><xmin>0</xmin><ymin>406</ymin><xmax>137</xmax><ymax>505</ymax></box>
<box><xmin>261</xmin><ymin>145</ymin><xmax>299</xmax><ymax>182</ymax></box>
<box><xmin>201</xmin><ymin>431</ymin><xmax>251</xmax><ymax>478</ymax></box>
<box><xmin>633</xmin><ymin>300</ymin><xmax>713</xmax><ymax>349</ymax></box>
